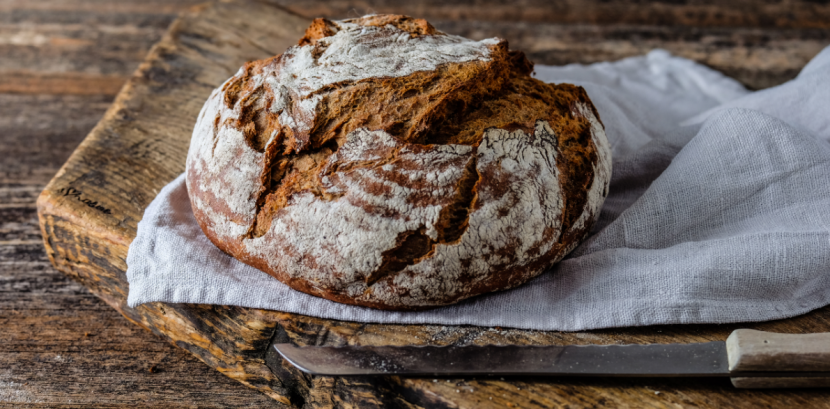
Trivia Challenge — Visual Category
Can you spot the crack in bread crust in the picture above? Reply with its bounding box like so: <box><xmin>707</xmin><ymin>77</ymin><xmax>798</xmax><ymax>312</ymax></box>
<box><xmin>365</xmin><ymin>154</ymin><xmax>480</xmax><ymax>286</ymax></box>
<box><xmin>186</xmin><ymin>15</ymin><xmax>612</xmax><ymax>310</ymax></box>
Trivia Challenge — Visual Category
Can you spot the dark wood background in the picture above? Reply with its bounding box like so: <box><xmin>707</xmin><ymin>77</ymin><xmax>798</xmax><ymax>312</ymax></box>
<box><xmin>2</xmin><ymin>0</ymin><xmax>829</xmax><ymax>407</ymax></box>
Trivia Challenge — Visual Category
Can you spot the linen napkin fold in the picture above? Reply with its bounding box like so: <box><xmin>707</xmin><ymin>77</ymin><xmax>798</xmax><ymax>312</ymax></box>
<box><xmin>127</xmin><ymin>48</ymin><xmax>830</xmax><ymax>331</ymax></box>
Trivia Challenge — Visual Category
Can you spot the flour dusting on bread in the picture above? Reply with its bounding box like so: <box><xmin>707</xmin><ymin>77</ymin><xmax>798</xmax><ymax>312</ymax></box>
<box><xmin>272</xmin><ymin>19</ymin><xmax>498</xmax><ymax>99</ymax></box>
<box><xmin>186</xmin><ymin>15</ymin><xmax>612</xmax><ymax>310</ymax></box>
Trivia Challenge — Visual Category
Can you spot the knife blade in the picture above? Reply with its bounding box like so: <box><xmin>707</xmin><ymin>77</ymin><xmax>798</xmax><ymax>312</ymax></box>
<box><xmin>270</xmin><ymin>329</ymin><xmax>830</xmax><ymax>388</ymax></box>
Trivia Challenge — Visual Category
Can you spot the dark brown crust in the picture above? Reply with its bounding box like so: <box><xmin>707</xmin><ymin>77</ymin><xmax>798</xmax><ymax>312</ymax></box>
<box><xmin>298</xmin><ymin>18</ymin><xmax>340</xmax><ymax>46</ymax></box>
<box><xmin>350</xmin><ymin>14</ymin><xmax>440</xmax><ymax>37</ymax></box>
<box><xmin>188</xmin><ymin>15</ymin><xmax>607</xmax><ymax>310</ymax></box>
<box><xmin>299</xmin><ymin>15</ymin><xmax>439</xmax><ymax>47</ymax></box>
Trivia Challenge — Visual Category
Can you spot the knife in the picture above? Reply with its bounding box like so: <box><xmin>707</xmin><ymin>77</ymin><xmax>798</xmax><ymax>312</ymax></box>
<box><xmin>270</xmin><ymin>329</ymin><xmax>830</xmax><ymax>388</ymax></box>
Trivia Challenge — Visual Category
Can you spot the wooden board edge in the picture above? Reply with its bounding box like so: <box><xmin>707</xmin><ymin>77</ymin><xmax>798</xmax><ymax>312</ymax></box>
<box><xmin>37</xmin><ymin>211</ymin><xmax>296</xmax><ymax>405</ymax></box>
<box><xmin>32</xmin><ymin>1</ymin><xmax>312</xmax><ymax>405</ymax></box>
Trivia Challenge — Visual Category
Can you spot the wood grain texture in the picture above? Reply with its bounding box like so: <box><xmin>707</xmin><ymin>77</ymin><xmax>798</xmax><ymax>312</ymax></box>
<box><xmin>433</xmin><ymin>21</ymin><xmax>829</xmax><ymax>90</ymax></box>
<box><xmin>727</xmin><ymin>329</ymin><xmax>830</xmax><ymax>372</ymax></box>
<box><xmin>0</xmin><ymin>0</ymin><xmax>198</xmax><ymax>98</ymax></box>
<box><xmin>731</xmin><ymin>377</ymin><xmax>830</xmax><ymax>389</ymax></box>
<box><xmin>0</xmin><ymin>94</ymin><xmax>281</xmax><ymax>407</ymax></box>
<box><xmin>269</xmin><ymin>0</ymin><xmax>830</xmax><ymax>29</ymax></box>
<box><xmin>0</xmin><ymin>72</ymin><xmax>128</xmax><ymax>96</ymax></box>
<box><xmin>3</xmin><ymin>0</ymin><xmax>828</xmax><ymax>97</ymax></box>
<box><xmin>5</xmin><ymin>0</ymin><xmax>830</xmax><ymax>407</ymax></box>
<box><xmin>36</xmin><ymin>2</ymin><xmax>312</xmax><ymax>406</ymax></box>
<box><xmin>726</xmin><ymin>329</ymin><xmax>830</xmax><ymax>389</ymax></box>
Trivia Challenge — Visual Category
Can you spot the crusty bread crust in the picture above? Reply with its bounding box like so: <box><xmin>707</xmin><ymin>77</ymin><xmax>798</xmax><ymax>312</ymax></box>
<box><xmin>186</xmin><ymin>15</ymin><xmax>612</xmax><ymax>310</ymax></box>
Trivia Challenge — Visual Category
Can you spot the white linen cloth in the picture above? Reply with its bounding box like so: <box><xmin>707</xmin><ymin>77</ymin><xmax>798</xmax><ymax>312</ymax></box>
<box><xmin>127</xmin><ymin>47</ymin><xmax>830</xmax><ymax>331</ymax></box>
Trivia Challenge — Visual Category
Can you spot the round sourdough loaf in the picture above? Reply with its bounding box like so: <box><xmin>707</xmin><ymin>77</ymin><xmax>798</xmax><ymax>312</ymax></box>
<box><xmin>186</xmin><ymin>15</ymin><xmax>612</xmax><ymax>310</ymax></box>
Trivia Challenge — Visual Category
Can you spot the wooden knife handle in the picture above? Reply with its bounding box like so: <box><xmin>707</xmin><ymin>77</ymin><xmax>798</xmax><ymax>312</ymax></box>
<box><xmin>727</xmin><ymin>329</ymin><xmax>830</xmax><ymax>388</ymax></box>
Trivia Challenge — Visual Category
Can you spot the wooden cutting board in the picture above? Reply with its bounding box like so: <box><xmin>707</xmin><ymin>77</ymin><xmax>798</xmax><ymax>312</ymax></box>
<box><xmin>36</xmin><ymin>1</ymin><xmax>830</xmax><ymax>407</ymax></box>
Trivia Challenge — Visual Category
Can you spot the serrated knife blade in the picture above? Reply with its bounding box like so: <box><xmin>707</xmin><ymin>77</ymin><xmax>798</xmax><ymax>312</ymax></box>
<box><xmin>270</xmin><ymin>329</ymin><xmax>830</xmax><ymax>387</ymax></box>
<box><xmin>274</xmin><ymin>342</ymin><xmax>730</xmax><ymax>377</ymax></box>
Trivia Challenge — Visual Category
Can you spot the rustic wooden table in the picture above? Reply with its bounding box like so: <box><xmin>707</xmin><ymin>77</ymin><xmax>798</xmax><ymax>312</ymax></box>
<box><xmin>3</xmin><ymin>0</ymin><xmax>830</xmax><ymax>407</ymax></box>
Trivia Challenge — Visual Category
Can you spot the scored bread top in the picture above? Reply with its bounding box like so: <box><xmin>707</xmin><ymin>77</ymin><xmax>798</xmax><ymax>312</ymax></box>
<box><xmin>186</xmin><ymin>15</ymin><xmax>612</xmax><ymax>310</ymax></box>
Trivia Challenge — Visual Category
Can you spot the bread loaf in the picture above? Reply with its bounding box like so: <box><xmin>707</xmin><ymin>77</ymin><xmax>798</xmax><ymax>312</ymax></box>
<box><xmin>186</xmin><ymin>15</ymin><xmax>611</xmax><ymax>310</ymax></box>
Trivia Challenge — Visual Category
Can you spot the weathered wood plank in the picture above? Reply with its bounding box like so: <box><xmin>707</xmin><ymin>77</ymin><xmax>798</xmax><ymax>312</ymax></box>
<box><xmin>34</xmin><ymin>2</ymin><xmax>312</xmax><ymax>406</ymax></box>
<box><xmin>0</xmin><ymin>217</ymin><xmax>283</xmax><ymax>407</ymax></box>
<box><xmin>0</xmin><ymin>72</ymin><xmax>127</xmax><ymax>96</ymax></box>
<box><xmin>0</xmin><ymin>0</ymin><xmax>202</xmax><ymax>14</ymax></box>
<box><xmin>437</xmin><ymin>21</ymin><xmax>830</xmax><ymax>90</ymax></box>
<box><xmin>0</xmin><ymin>243</ymin><xmax>281</xmax><ymax>407</ymax></box>
<box><xmin>0</xmin><ymin>3</ymin><xmax>185</xmax><ymax>97</ymax></box>
<box><xmin>0</xmin><ymin>187</ymin><xmax>282</xmax><ymax>407</ymax></box>
<box><xmin>0</xmin><ymin>255</ymin><xmax>283</xmax><ymax>407</ymax></box>
<box><xmin>5</xmin><ymin>0</ymin><xmax>829</xmax><ymax>29</ymax></box>
<box><xmin>2</xmin><ymin>0</ymin><xmax>828</xmax><ymax>99</ymax></box>
<box><xmin>267</xmin><ymin>0</ymin><xmax>830</xmax><ymax>29</ymax></box>
<box><xmin>0</xmin><ymin>351</ymin><xmax>280</xmax><ymax>408</ymax></box>
<box><xmin>0</xmin><ymin>91</ymin><xmax>287</xmax><ymax>406</ymax></box>
<box><xmin>0</xmin><ymin>23</ymin><xmax>167</xmax><ymax>73</ymax></box>
<box><xmin>0</xmin><ymin>94</ymin><xmax>111</xmax><ymax>187</ymax></box>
